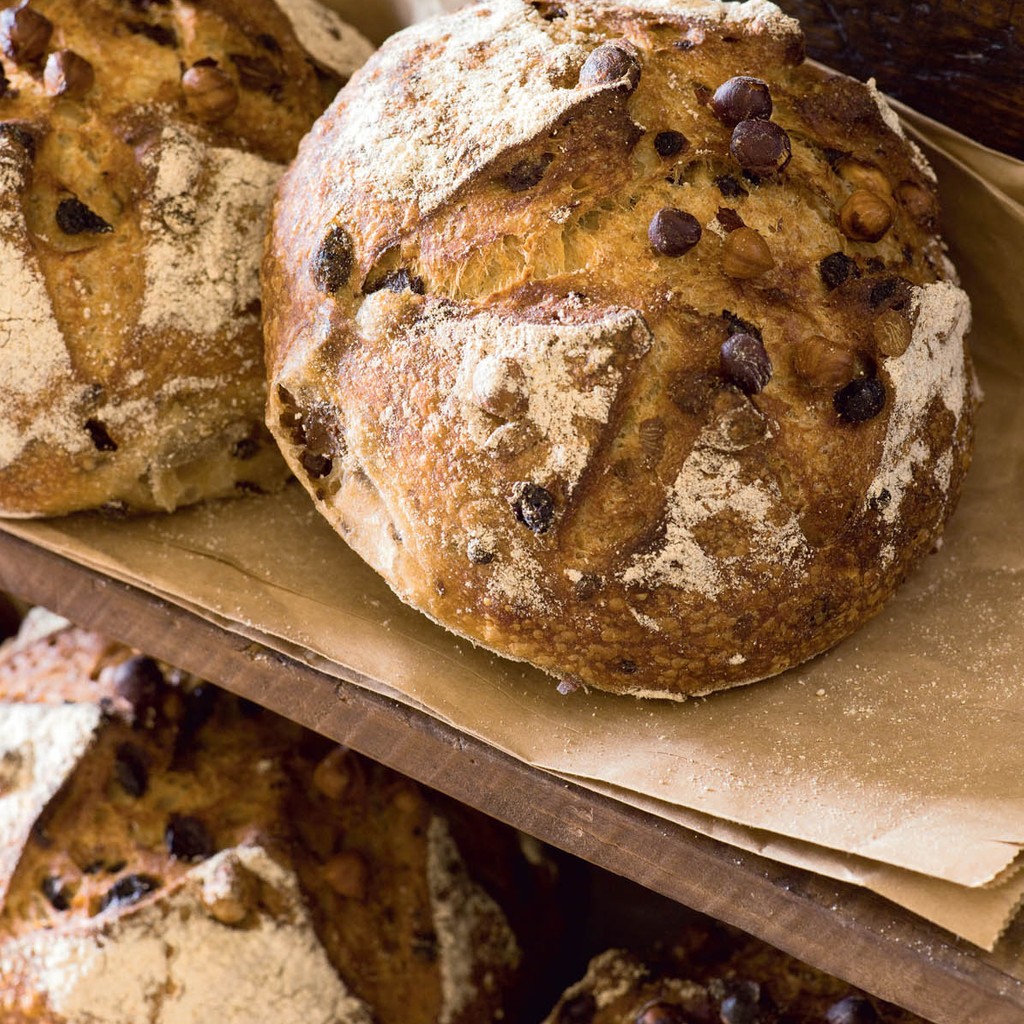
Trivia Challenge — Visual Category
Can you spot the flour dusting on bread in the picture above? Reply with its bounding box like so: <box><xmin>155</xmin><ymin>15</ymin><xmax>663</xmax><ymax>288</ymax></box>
<box><xmin>444</xmin><ymin>304</ymin><xmax>650</xmax><ymax>489</ymax></box>
<box><xmin>621</xmin><ymin>436</ymin><xmax>810</xmax><ymax>599</ymax></box>
<box><xmin>139</xmin><ymin>126</ymin><xmax>281</xmax><ymax>339</ymax></box>
<box><xmin>427</xmin><ymin>816</ymin><xmax>521</xmax><ymax>1024</ymax></box>
<box><xmin>275</xmin><ymin>0</ymin><xmax>375</xmax><ymax>79</ymax></box>
<box><xmin>320</xmin><ymin>2</ymin><xmax>614</xmax><ymax>223</ymax></box>
<box><xmin>870</xmin><ymin>281</ymin><xmax>972</xmax><ymax>543</ymax></box>
<box><xmin>0</xmin><ymin>705</ymin><xmax>101</xmax><ymax>905</ymax></box>
<box><xmin>0</xmin><ymin>138</ymin><xmax>78</xmax><ymax>467</ymax></box>
<box><xmin>2</xmin><ymin>847</ymin><xmax>373</xmax><ymax>1024</ymax></box>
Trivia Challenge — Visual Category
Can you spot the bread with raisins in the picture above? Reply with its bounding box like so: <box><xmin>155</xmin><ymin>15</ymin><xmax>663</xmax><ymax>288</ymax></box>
<box><xmin>262</xmin><ymin>0</ymin><xmax>974</xmax><ymax>699</ymax></box>
<box><xmin>0</xmin><ymin>619</ymin><xmax>525</xmax><ymax>1023</ymax></box>
<box><xmin>0</xmin><ymin>0</ymin><xmax>372</xmax><ymax>517</ymax></box>
<box><xmin>542</xmin><ymin>946</ymin><xmax>926</xmax><ymax>1024</ymax></box>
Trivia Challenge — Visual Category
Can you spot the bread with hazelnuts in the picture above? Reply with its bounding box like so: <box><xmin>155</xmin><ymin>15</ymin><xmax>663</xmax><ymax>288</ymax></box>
<box><xmin>0</xmin><ymin>617</ymin><xmax>527</xmax><ymax>1024</ymax></box>
<box><xmin>262</xmin><ymin>0</ymin><xmax>975</xmax><ymax>699</ymax></box>
<box><xmin>541</xmin><ymin>946</ymin><xmax>926</xmax><ymax>1024</ymax></box>
<box><xmin>0</xmin><ymin>0</ymin><xmax>373</xmax><ymax>517</ymax></box>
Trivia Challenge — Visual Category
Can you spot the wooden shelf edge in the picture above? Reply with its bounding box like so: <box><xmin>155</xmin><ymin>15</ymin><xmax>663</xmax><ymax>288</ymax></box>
<box><xmin>1</xmin><ymin>527</ymin><xmax>1021</xmax><ymax>1024</ymax></box>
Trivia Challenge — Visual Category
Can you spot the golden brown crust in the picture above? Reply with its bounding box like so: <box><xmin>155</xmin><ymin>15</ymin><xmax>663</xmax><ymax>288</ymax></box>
<box><xmin>0</xmin><ymin>0</ymin><xmax>371</xmax><ymax>517</ymax></box>
<box><xmin>263</xmin><ymin>0</ymin><xmax>975</xmax><ymax>699</ymax></box>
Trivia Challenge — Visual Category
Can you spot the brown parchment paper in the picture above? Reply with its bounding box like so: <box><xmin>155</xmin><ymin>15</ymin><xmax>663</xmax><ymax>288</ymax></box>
<box><xmin>570</xmin><ymin>779</ymin><xmax>1024</xmax><ymax>951</ymax></box>
<box><xmin>2</xmin><ymin>27</ymin><xmax>1023</xmax><ymax>946</ymax></box>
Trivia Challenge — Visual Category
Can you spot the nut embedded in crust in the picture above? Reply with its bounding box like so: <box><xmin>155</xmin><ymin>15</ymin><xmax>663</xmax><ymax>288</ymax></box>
<box><xmin>730</xmin><ymin>118</ymin><xmax>791</xmax><ymax>176</ymax></box>
<box><xmin>578</xmin><ymin>40</ymin><xmax>641</xmax><ymax>93</ymax></box>
<box><xmin>839</xmin><ymin>189</ymin><xmax>895</xmax><ymax>242</ymax></box>
<box><xmin>182</xmin><ymin>62</ymin><xmax>240</xmax><ymax>122</ymax></box>
<box><xmin>895</xmin><ymin>181</ymin><xmax>936</xmax><ymax>226</ymax></box>
<box><xmin>872</xmin><ymin>310</ymin><xmax>912</xmax><ymax>358</ymax></box>
<box><xmin>0</xmin><ymin>2</ymin><xmax>53</xmax><ymax>65</ymax></box>
<box><xmin>710</xmin><ymin>75</ymin><xmax>772</xmax><ymax>128</ymax></box>
<box><xmin>44</xmin><ymin>50</ymin><xmax>95</xmax><ymax>99</ymax></box>
<box><xmin>836</xmin><ymin>158</ymin><xmax>892</xmax><ymax>197</ymax></box>
<box><xmin>721</xmin><ymin>226</ymin><xmax>774</xmax><ymax>279</ymax></box>
<box><xmin>792</xmin><ymin>336</ymin><xmax>860</xmax><ymax>390</ymax></box>
<box><xmin>322</xmin><ymin>851</ymin><xmax>369</xmax><ymax>900</ymax></box>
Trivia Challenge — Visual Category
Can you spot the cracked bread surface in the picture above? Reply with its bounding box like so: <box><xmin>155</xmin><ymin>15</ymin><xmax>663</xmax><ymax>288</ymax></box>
<box><xmin>262</xmin><ymin>0</ymin><xmax>974</xmax><ymax>699</ymax></box>
<box><xmin>0</xmin><ymin>0</ymin><xmax>372</xmax><ymax>517</ymax></box>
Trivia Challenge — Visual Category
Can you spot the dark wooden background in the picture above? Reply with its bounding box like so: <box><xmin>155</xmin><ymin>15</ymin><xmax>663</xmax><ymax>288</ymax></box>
<box><xmin>774</xmin><ymin>0</ymin><xmax>1024</xmax><ymax>159</ymax></box>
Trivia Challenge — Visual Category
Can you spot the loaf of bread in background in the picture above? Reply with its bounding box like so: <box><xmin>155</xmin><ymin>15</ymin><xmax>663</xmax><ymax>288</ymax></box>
<box><xmin>0</xmin><ymin>0</ymin><xmax>372</xmax><ymax>517</ymax></box>
<box><xmin>263</xmin><ymin>0</ymin><xmax>975</xmax><ymax>699</ymax></box>
<box><xmin>0</xmin><ymin>616</ymin><xmax>527</xmax><ymax>1023</ymax></box>
<box><xmin>542</xmin><ymin>945</ymin><xmax>926</xmax><ymax>1023</ymax></box>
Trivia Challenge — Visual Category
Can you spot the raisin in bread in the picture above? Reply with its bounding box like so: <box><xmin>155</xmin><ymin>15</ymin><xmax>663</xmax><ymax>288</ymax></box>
<box><xmin>0</xmin><ymin>619</ymin><xmax>524</xmax><ymax>1024</ymax></box>
<box><xmin>542</xmin><ymin>947</ymin><xmax>926</xmax><ymax>1024</ymax></box>
<box><xmin>0</xmin><ymin>0</ymin><xmax>372</xmax><ymax>517</ymax></box>
<box><xmin>262</xmin><ymin>0</ymin><xmax>974</xmax><ymax>699</ymax></box>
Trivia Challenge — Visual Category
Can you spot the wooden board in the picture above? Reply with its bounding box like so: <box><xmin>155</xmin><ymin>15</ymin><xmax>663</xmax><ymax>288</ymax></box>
<box><xmin>2</xmin><ymin>528</ymin><xmax>1024</xmax><ymax>1024</ymax></box>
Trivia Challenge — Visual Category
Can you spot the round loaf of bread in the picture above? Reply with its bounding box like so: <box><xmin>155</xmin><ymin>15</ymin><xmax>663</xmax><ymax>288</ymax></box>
<box><xmin>0</xmin><ymin>0</ymin><xmax>372</xmax><ymax>517</ymax></box>
<box><xmin>542</xmin><ymin>947</ymin><xmax>926</xmax><ymax>1023</ymax></box>
<box><xmin>262</xmin><ymin>0</ymin><xmax>975</xmax><ymax>699</ymax></box>
<box><xmin>0</xmin><ymin>619</ymin><xmax>526</xmax><ymax>1024</ymax></box>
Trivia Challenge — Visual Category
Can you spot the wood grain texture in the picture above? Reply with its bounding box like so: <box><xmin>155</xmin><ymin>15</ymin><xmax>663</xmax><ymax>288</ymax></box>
<box><xmin>774</xmin><ymin>0</ymin><xmax>1024</xmax><ymax>158</ymax></box>
<box><xmin>2</xmin><ymin>528</ymin><xmax>1024</xmax><ymax>1024</ymax></box>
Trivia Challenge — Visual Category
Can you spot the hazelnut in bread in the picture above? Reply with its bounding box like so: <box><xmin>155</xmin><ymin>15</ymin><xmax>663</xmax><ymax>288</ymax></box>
<box><xmin>0</xmin><ymin>620</ymin><xmax>525</xmax><ymax>1024</ymax></box>
<box><xmin>0</xmin><ymin>0</ymin><xmax>372</xmax><ymax>516</ymax></box>
<box><xmin>262</xmin><ymin>0</ymin><xmax>975</xmax><ymax>699</ymax></box>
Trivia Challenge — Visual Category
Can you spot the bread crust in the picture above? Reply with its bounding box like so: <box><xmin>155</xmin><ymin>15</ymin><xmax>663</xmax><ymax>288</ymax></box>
<box><xmin>0</xmin><ymin>0</ymin><xmax>372</xmax><ymax>516</ymax></box>
<box><xmin>541</xmin><ymin>946</ymin><xmax>925</xmax><ymax>1023</ymax></box>
<box><xmin>263</xmin><ymin>0</ymin><xmax>975</xmax><ymax>699</ymax></box>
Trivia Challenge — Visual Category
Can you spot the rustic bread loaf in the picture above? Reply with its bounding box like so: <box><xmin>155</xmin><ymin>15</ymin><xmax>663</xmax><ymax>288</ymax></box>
<box><xmin>263</xmin><ymin>0</ymin><xmax>975</xmax><ymax>699</ymax></box>
<box><xmin>542</xmin><ymin>946</ymin><xmax>926</xmax><ymax>1023</ymax></box>
<box><xmin>0</xmin><ymin>0</ymin><xmax>372</xmax><ymax>517</ymax></box>
<box><xmin>0</xmin><ymin>620</ymin><xmax>524</xmax><ymax>1023</ymax></box>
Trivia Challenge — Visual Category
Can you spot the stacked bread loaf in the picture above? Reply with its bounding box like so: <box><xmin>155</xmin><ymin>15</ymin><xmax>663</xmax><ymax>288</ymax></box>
<box><xmin>0</xmin><ymin>615</ymin><xmax>525</xmax><ymax>1023</ymax></box>
<box><xmin>543</xmin><ymin>945</ymin><xmax>925</xmax><ymax>1023</ymax></box>
<box><xmin>0</xmin><ymin>0</ymin><xmax>372</xmax><ymax>516</ymax></box>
